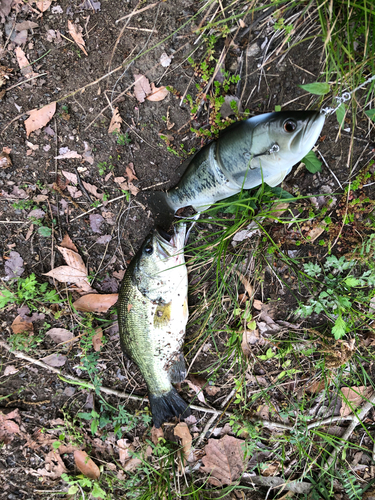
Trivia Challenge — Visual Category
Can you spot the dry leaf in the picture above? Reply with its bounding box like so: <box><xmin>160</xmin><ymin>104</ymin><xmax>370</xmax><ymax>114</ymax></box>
<box><xmin>133</xmin><ymin>74</ymin><xmax>151</xmax><ymax>103</ymax></box>
<box><xmin>125</xmin><ymin>163</ymin><xmax>138</xmax><ymax>182</ymax></box>
<box><xmin>205</xmin><ymin>385</ymin><xmax>220</xmax><ymax>397</ymax></box>
<box><xmin>306</xmin><ymin>222</ymin><xmax>327</xmax><ymax>242</ymax></box>
<box><xmin>44</xmin><ymin>266</ymin><xmax>93</xmax><ymax>293</ymax></box>
<box><xmin>0</xmin><ymin>151</ymin><xmax>12</xmax><ymax>169</ymax></box>
<box><xmin>253</xmin><ymin>299</ymin><xmax>263</xmax><ymax>310</ymax></box>
<box><xmin>54</xmin><ymin>150</ymin><xmax>81</xmax><ymax>160</ymax></box>
<box><xmin>11</xmin><ymin>315</ymin><xmax>33</xmax><ymax>335</ymax></box>
<box><xmin>108</xmin><ymin>107</ymin><xmax>123</xmax><ymax>135</ymax></box>
<box><xmin>82</xmin><ymin>181</ymin><xmax>104</xmax><ymax>200</ymax></box>
<box><xmin>340</xmin><ymin>386</ymin><xmax>373</xmax><ymax>417</ymax></box>
<box><xmin>60</xmin><ymin>233</ymin><xmax>79</xmax><ymax>253</ymax></box>
<box><xmin>151</xmin><ymin>426</ymin><xmax>164</xmax><ymax>445</ymax></box>
<box><xmin>46</xmin><ymin>328</ymin><xmax>74</xmax><ymax>344</ymax></box>
<box><xmin>42</xmin><ymin>353</ymin><xmax>67</xmax><ymax>367</ymax></box>
<box><xmin>241</xmin><ymin>328</ymin><xmax>259</xmax><ymax>356</ymax></box>
<box><xmin>35</xmin><ymin>0</ymin><xmax>52</xmax><ymax>12</ymax></box>
<box><xmin>128</xmin><ymin>182</ymin><xmax>139</xmax><ymax>196</ymax></box>
<box><xmin>160</xmin><ymin>52</ymin><xmax>172</xmax><ymax>67</ymax></box>
<box><xmin>236</xmin><ymin>270</ymin><xmax>253</xmax><ymax>298</ymax></box>
<box><xmin>174</xmin><ymin>422</ymin><xmax>192</xmax><ymax>466</ymax></box>
<box><xmin>83</xmin><ymin>141</ymin><xmax>94</xmax><ymax>165</ymax></box>
<box><xmin>201</xmin><ymin>435</ymin><xmax>247</xmax><ymax>486</ymax></box>
<box><xmin>25</xmin><ymin>102</ymin><xmax>56</xmax><ymax>137</ymax></box>
<box><xmin>262</xmin><ymin>461</ymin><xmax>280</xmax><ymax>477</ymax></box>
<box><xmin>92</xmin><ymin>328</ymin><xmax>103</xmax><ymax>352</ymax></box>
<box><xmin>186</xmin><ymin>378</ymin><xmax>206</xmax><ymax>404</ymax></box>
<box><xmin>67</xmin><ymin>20</ymin><xmax>88</xmax><ymax>56</ymax></box>
<box><xmin>117</xmin><ymin>438</ymin><xmax>132</xmax><ymax>465</ymax></box>
<box><xmin>74</xmin><ymin>450</ymin><xmax>100</xmax><ymax>479</ymax></box>
<box><xmin>73</xmin><ymin>293</ymin><xmax>118</xmax><ymax>313</ymax></box>
<box><xmin>15</xmin><ymin>21</ymin><xmax>39</xmax><ymax>30</ymax></box>
<box><xmin>4</xmin><ymin>365</ymin><xmax>18</xmax><ymax>376</ymax></box>
<box><xmin>14</xmin><ymin>47</ymin><xmax>36</xmax><ymax>78</ymax></box>
<box><xmin>57</xmin><ymin>246</ymin><xmax>87</xmax><ymax>273</ymax></box>
<box><xmin>37</xmin><ymin>450</ymin><xmax>67</xmax><ymax>479</ymax></box>
<box><xmin>146</xmin><ymin>82</ymin><xmax>169</xmax><ymax>102</ymax></box>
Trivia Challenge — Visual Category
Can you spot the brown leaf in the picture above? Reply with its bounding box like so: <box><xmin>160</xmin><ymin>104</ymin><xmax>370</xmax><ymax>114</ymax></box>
<box><xmin>125</xmin><ymin>163</ymin><xmax>138</xmax><ymax>182</ymax></box>
<box><xmin>205</xmin><ymin>385</ymin><xmax>220</xmax><ymax>397</ymax></box>
<box><xmin>37</xmin><ymin>450</ymin><xmax>67</xmax><ymax>479</ymax></box>
<box><xmin>35</xmin><ymin>0</ymin><xmax>52</xmax><ymax>12</ymax></box>
<box><xmin>11</xmin><ymin>315</ymin><xmax>34</xmax><ymax>335</ymax></box>
<box><xmin>44</xmin><ymin>266</ymin><xmax>93</xmax><ymax>293</ymax></box>
<box><xmin>67</xmin><ymin>20</ymin><xmax>88</xmax><ymax>56</ymax></box>
<box><xmin>151</xmin><ymin>426</ymin><xmax>164</xmax><ymax>445</ymax></box>
<box><xmin>25</xmin><ymin>102</ymin><xmax>56</xmax><ymax>137</ymax></box>
<box><xmin>241</xmin><ymin>328</ymin><xmax>259</xmax><ymax>356</ymax></box>
<box><xmin>57</xmin><ymin>246</ymin><xmax>87</xmax><ymax>274</ymax></box>
<box><xmin>236</xmin><ymin>270</ymin><xmax>253</xmax><ymax>298</ymax></box>
<box><xmin>146</xmin><ymin>82</ymin><xmax>169</xmax><ymax>102</ymax></box>
<box><xmin>123</xmin><ymin>457</ymin><xmax>142</xmax><ymax>471</ymax></box>
<box><xmin>46</xmin><ymin>328</ymin><xmax>74</xmax><ymax>344</ymax></box>
<box><xmin>14</xmin><ymin>47</ymin><xmax>36</xmax><ymax>78</ymax></box>
<box><xmin>60</xmin><ymin>233</ymin><xmax>79</xmax><ymax>253</ymax></box>
<box><xmin>174</xmin><ymin>422</ymin><xmax>192</xmax><ymax>466</ymax></box>
<box><xmin>92</xmin><ymin>328</ymin><xmax>103</xmax><ymax>352</ymax></box>
<box><xmin>15</xmin><ymin>21</ymin><xmax>39</xmax><ymax>30</ymax></box>
<box><xmin>133</xmin><ymin>74</ymin><xmax>151</xmax><ymax>103</ymax></box>
<box><xmin>74</xmin><ymin>450</ymin><xmax>100</xmax><ymax>479</ymax></box>
<box><xmin>117</xmin><ymin>438</ymin><xmax>132</xmax><ymax>465</ymax></box>
<box><xmin>253</xmin><ymin>299</ymin><xmax>263</xmax><ymax>310</ymax></box>
<box><xmin>54</xmin><ymin>150</ymin><xmax>81</xmax><ymax>160</ymax></box>
<box><xmin>262</xmin><ymin>461</ymin><xmax>280</xmax><ymax>477</ymax></box>
<box><xmin>340</xmin><ymin>386</ymin><xmax>373</xmax><ymax>417</ymax></box>
<box><xmin>82</xmin><ymin>181</ymin><xmax>104</xmax><ymax>200</ymax></box>
<box><xmin>186</xmin><ymin>378</ymin><xmax>206</xmax><ymax>404</ymax></box>
<box><xmin>0</xmin><ymin>151</ymin><xmax>12</xmax><ymax>169</ymax></box>
<box><xmin>73</xmin><ymin>293</ymin><xmax>118</xmax><ymax>313</ymax></box>
<box><xmin>128</xmin><ymin>182</ymin><xmax>139</xmax><ymax>196</ymax></box>
<box><xmin>201</xmin><ymin>435</ymin><xmax>247</xmax><ymax>486</ymax></box>
<box><xmin>108</xmin><ymin>107</ymin><xmax>123</xmax><ymax>135</ymax></box>
<box><xmin>41</xmin><ymin>353</ymin><xmax>67</xmax><ymax>367</ymax></box>
<box><xmin>4</xmin><ymin>365</ymin><xmax>18</xmax><ymax>376</ymax></box>
<box><xmin>306</xmin><ymin>222</ymin><xmax>327</xmax><ymax>242</ymax></box>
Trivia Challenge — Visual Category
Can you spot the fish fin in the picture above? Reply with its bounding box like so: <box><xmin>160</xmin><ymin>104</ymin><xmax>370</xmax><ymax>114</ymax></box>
<box><xmin>169</xmin><ymin>353</ymin><xmax>187</xmax><ymax>384</ymax></box>
<box><xmin>141</xmin><ymin>191</ymin><xmax>176</xmax><ymax>230</ymax></box>
<box><xmin>149</xmin><ymin>388</ymin><xmax>191</xmax><ymax>428</ymax></box>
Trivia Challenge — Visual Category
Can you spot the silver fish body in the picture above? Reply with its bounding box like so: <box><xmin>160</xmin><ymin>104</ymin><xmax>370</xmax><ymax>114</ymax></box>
<box><xmin>117</xmin><ymin>224</ymin><xmax>190</xmax><ymax>428</ymax></box>
<box><xmin>151</xmin><ymin>111</ymin><xmax>325</xmax><ymax>215</ymax></box>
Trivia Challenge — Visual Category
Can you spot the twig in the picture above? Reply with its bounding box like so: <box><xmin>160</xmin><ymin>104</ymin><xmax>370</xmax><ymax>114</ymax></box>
<box><xmin>5</xmin><ymin>73</ymin><xmax>48</xmax><ymax>92</ymax></box>
<box><xmin>325</xmin><ymin>390</ymin><xmax>375</xmax><ymax>469</ymax></box>
<box><xmin>74</xmin><ymin>167</ymin><xmax>94</xmax><ymax>204</ymax></box>
<box><xmin>116</xmin><ymin>2</ymin><xmax>159</xmax><ymax>23</ymax></box>
<box><xmin>317</xmin><ymin>150</ymin><xmax>343</xmax><ymax>189</ymax></box>
<box><xmin>241</xmin><ymin>473</ymin><xmax>312</xmax><ymax>494</ymax></box>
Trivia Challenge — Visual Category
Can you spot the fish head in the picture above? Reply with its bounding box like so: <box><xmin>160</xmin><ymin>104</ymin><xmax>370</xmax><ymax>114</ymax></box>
<box><xmin>265</xmin><ymin>111</ymin><xmax>326</xmax><ymax>161</ymax></box>
<box><xmin>134</xmin><ymin>223</ymin><xmax>187</xmax><ymax>300</ymax></box>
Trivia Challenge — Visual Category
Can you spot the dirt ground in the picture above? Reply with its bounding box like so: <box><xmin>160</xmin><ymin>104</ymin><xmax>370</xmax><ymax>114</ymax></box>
<box><xmin>1</xmin><ymin>0</ymin><xmax>375</xmax><ymax>499</ymax></box>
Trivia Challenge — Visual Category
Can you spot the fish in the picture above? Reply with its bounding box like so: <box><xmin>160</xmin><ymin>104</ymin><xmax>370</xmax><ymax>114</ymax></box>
<box><xmin>117</xmin><ymin>223</ymin><xmax>190</xmax><ymax>428</ymax></box>
<box><xmin>147</xmin><ymin>111</ymin><xmax>325</xmax><ymax>219</ymax></box>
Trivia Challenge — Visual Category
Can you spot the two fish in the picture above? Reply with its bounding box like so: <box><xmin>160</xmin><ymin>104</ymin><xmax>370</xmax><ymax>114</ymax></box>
<box><xmin>118</xmin><ymin>111</ymin><xmax>325</xmax><ymax>427</ymax></box>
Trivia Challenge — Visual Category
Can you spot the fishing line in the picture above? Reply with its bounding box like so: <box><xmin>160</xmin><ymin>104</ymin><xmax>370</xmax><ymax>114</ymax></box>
<box><xmin>320</xmin><ymin>74</ymin><xmax>375</xmax><ymax>116</ymax></box>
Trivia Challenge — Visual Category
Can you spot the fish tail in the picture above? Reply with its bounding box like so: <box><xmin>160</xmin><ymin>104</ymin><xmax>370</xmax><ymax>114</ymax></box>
<box><xmin>168</xmin><ymin>353</ymin><xmax>187</xmax><ymax>384</ymax></box>
<box><xmin>143</xmin><ymin>191</ymin><xmax>177</xmax><ymax>229</ymax></box>
<box><xmin>149</xmin><ymin>388</ymin><xmax>191</xmax><ymax>428</ymax></box>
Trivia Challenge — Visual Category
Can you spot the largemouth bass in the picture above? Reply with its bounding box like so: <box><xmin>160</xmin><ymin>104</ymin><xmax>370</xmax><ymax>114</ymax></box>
<box><xmin>148</xmin><ymin>111</ymin><xmax>325</xmax><ymax>218</ymax></box>
<box><xmin>118</xmin><ymin>224</ymin><xmax>190</xmax><ymax>428</ymax></box>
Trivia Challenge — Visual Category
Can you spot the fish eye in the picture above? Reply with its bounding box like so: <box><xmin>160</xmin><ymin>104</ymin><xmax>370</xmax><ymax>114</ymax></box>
<box><xmin>144</xmin><ymin>245</ymin><xmax>153</xmax><ymax>255</ymax></box>
<box><xmin>284</xmin><ymin>120</ymin><xmax>297</xmax><ymax>133</ymax></box>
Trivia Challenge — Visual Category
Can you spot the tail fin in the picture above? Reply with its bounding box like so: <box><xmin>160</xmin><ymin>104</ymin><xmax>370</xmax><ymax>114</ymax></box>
<box><xmin>168</xmin><ymin>353</ymin><xmax>187</xmax><ymax>384</ymax></box>
<box><xmin>149</xmin><ymin>388</ymin><xmax>191</xmax><ymax>428</ymax></box>
<box><xmin>139</xmin><ymin>191</ymin><xmax>176</xmax><ymax>230</ymax></box>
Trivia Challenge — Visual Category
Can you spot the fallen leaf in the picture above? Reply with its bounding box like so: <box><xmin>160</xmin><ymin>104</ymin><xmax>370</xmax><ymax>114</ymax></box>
<box><xmin>96</xmin><ymin>235</ymin><xmax>112</xmax><ymax>245</ymax></box>
<box><xmin>42</xmin><ymin>353</ymin><xmax>67</xmax><ymax>367</ymax></box>
<box><xmin>14</xmin><ymin>47</ymin><xmax>36</xmax><ymax>78</ymax></box>
<box><xmin>5</xmin><ymin>251</ymin><xmax>24</xmax><ymax>279</ymax></box>
<box><xmin>0</xmin><ymin>151</ymin><xmax>12</xmax><ymax>169</ymax></box>
<box><xmin>201</xmin><ymin>435</ymin><xmax>247</xmax><ymax>486</ymax></box>
<box><xmin>11</xmin><ymin>315</ymin><xmax>33</xmax><ymax>335</ymax></box>
<box><xmin>125</xmin><ymin>163</ymin><xmax>138</xmax><ymax>182</ymax></box>
<box><xmin>160</xmin><ymin>52</ymin><xmax>172</xmax><ymax>67</ymax></box>
<box><xmin>123</xmin><ymin>457</ymin><xmax>142</xmax><ymax>471</ymax></box>
<box><xmin>44</xmin><ymin>266</ymin><xmax>93</xmax><ymax>292</ymax></box>
<box><xmin>256</xmin><ymin>404</ymin><xmax>270</xmax><ymax>420</ymax></box>
<box><xmin>0</xmin><ymin>0</ymin><xmax>13</xmax><ymax>23</ymax></box>
<box><xmin>236</xmin><ymin>270</ymin><xmax>253</xmax><ymax>298</ymax></box>
<box><xmin>146</xmin><ymin>82</ymin><xmax>169</xmax><ymax>102</ymax></box>
<box><xmin>82</xmin><ymin>181</ymin><xmax>103</xmax><ymax>200</ymax></box>
<box><xmin>92</xmin><ymin>328</ymin><xmax>103</xmax><ymax>352</ymax></box>
<box><xmin>54</xmin><ymin>150</ymin><xmax>82</xmax><ymax>160</ymax></box>
<box><xmin>0</xmin><ymin>408</ymin><xmax>20</xmax><ymax>444</ymax></box>
<box><xmin>133</xmin><ymin>74</ymin><xmax>152</xmax><ymax>103</ymax></box>
<box><xmin>108</xmin><ymin>107</ymin><xmax>123</xmax><ymax>135</ymax></box>
<box><xmin>151</xmin><ymin>426</ymin><xmax>164</xmax><ymax>445</ymax></box>
<box><xmin>25</xmin><ymin>102</ymin><xmax>56</xmax><ymax>137</ymax></box>
<box><xmin>46</xmin><ymin>328</ymin><xmax>74</xmax><ymax>344</ymax></box>
<box><xmin>340</xmin><ymin>386</ymin><xmax>373</xmax><ymax>417</ymax></box>
<box><xmin>82</xmin><ymin>141</ymin><xmax>94</xmax><ymax>165</ymax></box>
<box><xmin>4</xmin><ymin>365</ymin><xmax>18</xmax><ymax>376</ymax></box>
<box><xmin>15</xmin><ymin>21</ymin><xmax>39</xmax><ymax>30</ymax></box>
<box><xmin>73</xmin><ymin>293</ymin><xmax>118</xmax><ymax>313</ymax></box>
<box><xmin>28</xmin><ymin>208</ymin><xmax>45</xmax><ymax>219</ymax></box>
<box><xmin>113</xmin><ymin>270</ymin><xmax>125</xmax><ymax>281</ymax></box>
<box><xmin>205</xmin><ymin>385</ymin><xmax>220</xmax><ymax>397</ymax></box>
<box><xmin>74</xmin><ymin>450</ymin><xmax>100</xmax><ymax>479</ymax></box>
<box><xmin>60</xmin><ymin>233</ymin><xmax>79</xmax><ymax>253</ymax></box>
<box><xmin>241</xmin><ymin>328</ymin><xmax>259</xmax><ymax>356</ymax></box>
<box><xmin>253</xmin><ymin>300</ymin><xmax>263</xmax><ymax>310</ymax></box>
<box><xmin>117</xmin><ymin>438</ymin><xmax>132</xmax><ymax>465</ymax></box>
<box><xmin>61</xmin><ymin>170</ymin><xmax>78</xmax><ymax>184</ymax></box>
<box><xmin>186</xmin><ymin>377</ymin><xmax>206</xmax><ymax>404</ymax></box>
<box><xmin>174</xmin><ymin>422</ymin><xmax>192</xmax><ymax>466</ymax></box>
<box><xmin>306</xmin><ymin>222</ymin><xmax>327</xmax><ymax>242</ymax></box>
<box><xmin>35</xmin><ymin>0</ymin><xmax>52</xmax><ymax>12</ymax></box>
<box><xmin>262</xmin><ymin>461</ymin><xmax>280</xmax><ymax>477</ymax></box>
<box><xmin>67</xmin><ymin>20</ymin><xmax>88</xmax><ymax>56</ymax></box>
<box><xmin>57</xmin><ymin>246</ymin><xmax>87</xmax><ymax>274</ymax></box>
<box><xmin>128</xmin><ymin>182</ymin><xmax>139</xmax><ymax>196</ymax></box>
<box><xmin>89</xmin><ymin>213</ymin><xmax>104</xmax><ymax>233</ymax></box>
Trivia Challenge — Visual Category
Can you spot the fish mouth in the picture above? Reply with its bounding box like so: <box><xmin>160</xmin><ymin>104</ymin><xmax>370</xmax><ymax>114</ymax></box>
<box><xmin>155</xmin><ymin>224</ymin><xmax>186</xmax><ymax>260</ymax></box>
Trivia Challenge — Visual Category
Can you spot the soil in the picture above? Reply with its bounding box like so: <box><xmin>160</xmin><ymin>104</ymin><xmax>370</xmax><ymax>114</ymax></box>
<box><xmin>0</xmin><ymin>1</ymin><xmax>374</xmax><ymax>499</ymax></box>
